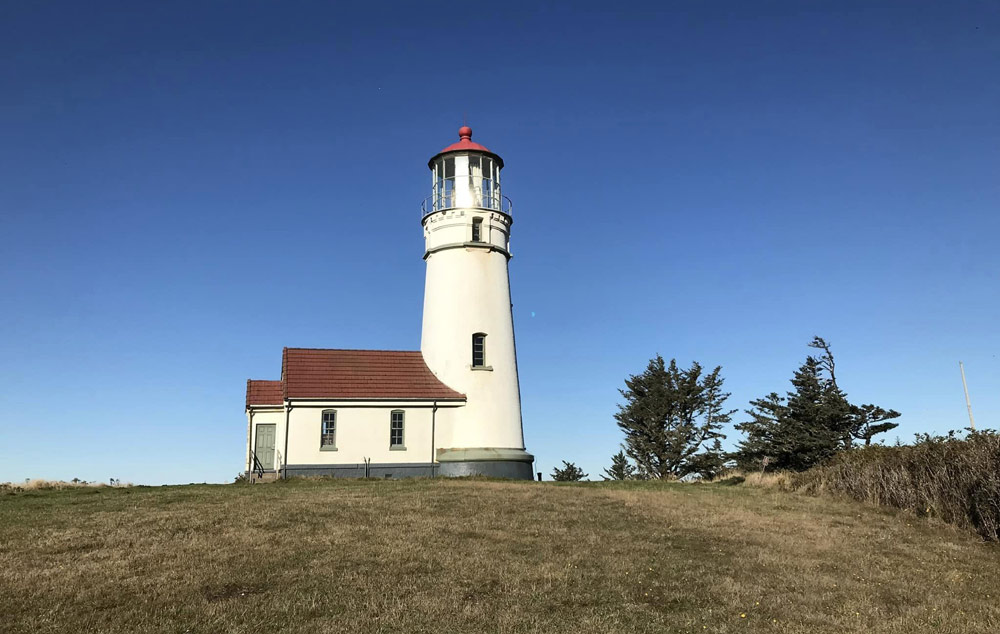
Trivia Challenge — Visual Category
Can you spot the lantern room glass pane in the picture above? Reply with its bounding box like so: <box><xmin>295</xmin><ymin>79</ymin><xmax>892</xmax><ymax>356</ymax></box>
<box><xmin>469</xmin><ymin>156</ymin><xmax>483</xmax><ymax>206</ymax></box>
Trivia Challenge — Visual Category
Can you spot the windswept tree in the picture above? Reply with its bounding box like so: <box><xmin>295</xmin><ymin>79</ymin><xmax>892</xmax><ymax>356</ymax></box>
<box><xmin>848</xmin><ymin>404</ymin><xmax>902</xmax><ymax>446</ymax></box>
<box><xmin>734</xmin><ymin>337</ymin><xmax>901</xmax><ymax>471</ymax></box>
<box><xmin>615</xmin><ymin>356</ymin><xmax>734</xmax><ymax>480</ymax></box>
<box><xmin>551</xmin><ymin>461</ymin><xmax>588</xmax><ymax>482</ymax></box>
<box><xmin>601</xmin><ymin>449</ymin><xmax>636</xmax><ymax>481</ymax></box>
<box><xmin>806</xmin><ymin>337</ymin><xmax>900</xmax><ymax>447</ymax></box>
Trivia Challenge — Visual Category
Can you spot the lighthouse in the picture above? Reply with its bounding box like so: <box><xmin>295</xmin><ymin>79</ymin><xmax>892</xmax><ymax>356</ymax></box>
<box><xmin>243</xmin><ymin>126</ymin><xmax>532</xmax><ymax>481</ymax></box>
<box><xmin>420</xmin><ymin>126</ymin><xmax>534</xmax><ymax>479</ymax></box>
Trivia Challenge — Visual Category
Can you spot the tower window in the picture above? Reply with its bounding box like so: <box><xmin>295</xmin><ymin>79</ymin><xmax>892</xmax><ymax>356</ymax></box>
<box><xmin>321</xmin><ymin>410</ymin><xmax>336</xmax><ymax>448</ymax></box>
<box><xmin>472</xmin><ymin>333</ymin><xmax>486</xmax><ymax>367</ymax></box>
<box><xmin>472</xmin><ymin>217</ymin><xmax>483</xmax><ymax>242</ymax></box>
<box><xmin>390</xmin><ymin>410</ymin><xmax>405</xmax><ymax>448</ymax></box>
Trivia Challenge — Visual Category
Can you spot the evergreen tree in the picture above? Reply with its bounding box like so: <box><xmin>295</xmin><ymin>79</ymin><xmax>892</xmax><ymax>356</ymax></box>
<box><xmin>551</xmin><ymin>461</ymin><xmax>588</xmax><ymax>481</ymax></box>
<box><xmin>601</xmin><ymin>449</ymin><xmax>636</xmax><ymax>481</ymax></box>
<box><xmin>615</xmin><ymin>356</ymin><xmax>734</xmax><ymax>479</ymax></box>
<box><xmin>807</xmin><ymin>336</ymin><xmax>854</xmax><ymax>449</ymax></box>
<box><xmin>733</xmin><ymin>337</ymin><xmax>901</xmax><ymax>471</ymax></box>
<box><xmin>733</xmin><ymin>392</ymin><xmax>786</xmax><ymax>471</ymax></box>
<box><xmin>686</xmin><ymin>438</ymin><xmax>728</xmax><ymax>480</ymax></box>
<box><xmin>781</xmin><ymin>354</ymin><xmax>850</xmax><ymax>469</ymax></box>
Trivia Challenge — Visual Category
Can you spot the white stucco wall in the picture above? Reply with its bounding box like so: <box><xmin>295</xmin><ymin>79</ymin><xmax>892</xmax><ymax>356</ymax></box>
<box><xmin>420</xmin><ymin>219</ymin><xmax>525</xmax><ymax>452</ymax></box>
<box><xmin>279</xmin><ymin>402</ymin><xmax>467</xmax><ymax>467</ymax></box>
<box><xmin>250</xmin><ymin>401</ymin><xmax>469</xmax><ymax>472</ymax></box>
<box><xmin>422</xmin><ymin>208</ymin><xmax>510</xmax><ymax>253</ymax></box>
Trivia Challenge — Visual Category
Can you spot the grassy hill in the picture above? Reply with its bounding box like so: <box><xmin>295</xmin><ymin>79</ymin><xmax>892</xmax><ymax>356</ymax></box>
<box><xmin>2</xmin><ymin>478</ymin><xmax>999</xmax><ymax>634</ymax></box>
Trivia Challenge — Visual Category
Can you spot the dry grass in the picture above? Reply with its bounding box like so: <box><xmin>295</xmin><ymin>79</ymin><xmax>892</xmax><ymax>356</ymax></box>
<box><xmin>713</xmin><ymin>471</ymin><xmax>796</xmax><ymax>490</ymax></box>
<box><xmin>0</xmin><ymin>479</ymin><xmax>131</xmax><ymax>492</ymax></box>
<box><xmin>1</xmin><ymin>478</ymin><xmax>998</xmax><ymax>633</ymax></box>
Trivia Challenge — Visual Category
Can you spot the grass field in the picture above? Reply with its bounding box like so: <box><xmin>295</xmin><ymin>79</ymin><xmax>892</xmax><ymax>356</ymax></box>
<box><xmin>2</xmin><ymin>478</ymin><xmax>998</xmax><ymax>633</ymax></box>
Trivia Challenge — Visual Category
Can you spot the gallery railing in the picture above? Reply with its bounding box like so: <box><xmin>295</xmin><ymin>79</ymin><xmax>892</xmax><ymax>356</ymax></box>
<box><xmin>421</xmin><ymin>193</ymin><xmax>513</xmax><ymax>217</ymax></box>
<box><xmin>421</xmin><ymin>179</ymin><xmax>512</xmax><ymax>217</ymax></box>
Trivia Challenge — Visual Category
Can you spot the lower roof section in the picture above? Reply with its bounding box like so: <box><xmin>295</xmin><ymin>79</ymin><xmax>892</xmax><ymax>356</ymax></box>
<box><xmin>246</xmin><ymin>380</ymin><xmax>282</xmax><ymax>408</ymax></box>
<box><xmin>246</xmin><ymin>348</ymin><xmax>465</xmax><ymax>407</ymax></box>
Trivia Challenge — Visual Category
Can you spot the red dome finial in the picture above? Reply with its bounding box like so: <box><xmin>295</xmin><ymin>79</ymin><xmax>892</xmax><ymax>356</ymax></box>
<box><xmin>458</xmin><ymin>125</ymin><xmax>472</xmax><ymax>140</ymax></box>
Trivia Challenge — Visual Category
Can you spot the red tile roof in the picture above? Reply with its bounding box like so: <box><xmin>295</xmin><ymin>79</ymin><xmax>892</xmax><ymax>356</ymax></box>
<box><xmin>246</xmin><ymin>380</ymin><xmax>283</xmax><ymax>407</ymax></box>
<box><xmin>280</xmin><ymin>348</ymin><xmax>465</xmax><ymax>400</ymax></box>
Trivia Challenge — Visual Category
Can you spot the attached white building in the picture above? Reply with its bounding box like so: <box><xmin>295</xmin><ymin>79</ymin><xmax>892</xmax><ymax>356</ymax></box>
<box><xmin>245</xmin><ymin>126</ymin><xmax>534</xmax><ymax>479</ymax></box>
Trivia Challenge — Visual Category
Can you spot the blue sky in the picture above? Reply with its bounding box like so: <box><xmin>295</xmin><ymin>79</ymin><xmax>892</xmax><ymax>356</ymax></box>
<box><xmin>1</xmin><ymin>1</ymin><xmax>997</xmax><ymax>484</ymax></box>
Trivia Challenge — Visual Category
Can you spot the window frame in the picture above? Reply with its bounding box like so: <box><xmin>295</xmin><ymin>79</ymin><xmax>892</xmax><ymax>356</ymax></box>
<box><xmin>389</xmin><ymin>410</ymin><xmax>405</xmax><ymax>449</ymax></box>
<box><xmin>320</xmin><ymin>409</ymin><xmax>337</xmax><ymax>450</ymax></box>
<box><xmin>472</xmin><ymin>333</ymin><xmax>487</xmax><ymax>368</ymax></box>
<box><xmin>471</xmin><ymin>217</ymin><xmax>483</xmax><ymax>242</ymax></box>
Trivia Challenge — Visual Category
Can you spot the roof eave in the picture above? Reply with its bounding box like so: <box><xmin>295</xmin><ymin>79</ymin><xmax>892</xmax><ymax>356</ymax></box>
<box><xmin>427</xmin><ymin>148</ymin><xmax>504</xmax><ymax>170</ymax></box>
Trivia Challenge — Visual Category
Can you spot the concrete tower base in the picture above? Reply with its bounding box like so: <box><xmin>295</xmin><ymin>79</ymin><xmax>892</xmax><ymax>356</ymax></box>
<box><xmin>436</xmin><ymin>448</ymin><xmax>535</xmax><ymax>480</ymax></box>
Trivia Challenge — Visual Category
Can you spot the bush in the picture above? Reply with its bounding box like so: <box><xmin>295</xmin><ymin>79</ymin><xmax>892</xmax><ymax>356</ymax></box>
<box><xmin>797</xmin><ymin>430</ymin><xmax>1000</xmax><ymax>541</ymax></box>
<box><xmin>551</xmin><ymin>461</ymin><xmax>588</xmax><ymax>482</ymax></box>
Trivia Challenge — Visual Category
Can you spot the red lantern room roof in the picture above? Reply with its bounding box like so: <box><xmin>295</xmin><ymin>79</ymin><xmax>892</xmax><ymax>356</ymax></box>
<box><xmin>428</xmin><ymin>126</ymin><xmax>504</xmax><ymax>168</ymax></box>
<box><xmin>440</xmin><ymin>126</ymin><xmax>491</xmax><ymax>153</ymax></box>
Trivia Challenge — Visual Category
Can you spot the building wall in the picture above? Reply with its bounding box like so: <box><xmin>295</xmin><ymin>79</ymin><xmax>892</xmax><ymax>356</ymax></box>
<box><xmin>286</xmin><ymin>403</ymin><xmax>434</xmax><ymax>465</ymax></box>
<box><xmin>422</xmin><ymin>207</ymin><xmax>510</xmax><ymax>253</ymax></box>
<box><xmin>252</xmin><ymin>401</ymin><xmax>465</xmax><ymax>473</ymax></box>
<box><xmin>420</xmin><ymin>238</ymin><xmax>525</xmax><ymax>452</ymax></box>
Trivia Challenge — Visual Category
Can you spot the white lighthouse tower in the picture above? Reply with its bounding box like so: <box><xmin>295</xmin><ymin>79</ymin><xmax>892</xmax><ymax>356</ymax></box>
<box><xmin>420</xmin><ymin>126</ymin><xmax>534</xmax><ymax>479</ymax></box>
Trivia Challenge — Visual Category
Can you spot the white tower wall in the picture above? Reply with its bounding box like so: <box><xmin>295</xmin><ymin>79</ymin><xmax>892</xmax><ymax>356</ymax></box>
<box><xmin>421</xmin><ymin>218</ymin><xmax>521</xmax><ymax>449</ymax></box>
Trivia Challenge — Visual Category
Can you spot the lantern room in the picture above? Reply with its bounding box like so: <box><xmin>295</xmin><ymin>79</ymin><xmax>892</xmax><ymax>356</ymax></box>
<box><xmin>424</xmin><ymin>126</ymin><xmax>511</xmax><ymax>215</ymax></box>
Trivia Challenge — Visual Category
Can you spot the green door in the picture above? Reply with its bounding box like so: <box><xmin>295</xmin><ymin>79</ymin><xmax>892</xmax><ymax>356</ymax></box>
<box><xmin>255</xmin><ymin>424</ymin><xmax>276</xmax><ymax>470</ymax></box>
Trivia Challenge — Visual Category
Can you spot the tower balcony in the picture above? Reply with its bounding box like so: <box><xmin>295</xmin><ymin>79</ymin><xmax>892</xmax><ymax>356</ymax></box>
<box><xmin>421</xmin><ymin>178</ymin><xmax>513</xmax><ymax>218</ymax></box>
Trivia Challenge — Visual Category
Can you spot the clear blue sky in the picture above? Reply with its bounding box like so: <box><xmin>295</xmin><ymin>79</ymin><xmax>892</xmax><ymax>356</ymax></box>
<box><xmin>2</xmin><ymin>1</ymin><xmax>997</xmax><ymax>484</ymax></box>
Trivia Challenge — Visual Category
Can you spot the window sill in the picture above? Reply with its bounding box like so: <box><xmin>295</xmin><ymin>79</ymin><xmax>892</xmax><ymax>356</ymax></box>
<box><xmin>389</xmin><ymin>446</ymin><xmax>407</xmax><ymax>451</ymax></box>
<box><xmin>470</xmin><ymin>365</ymin><xmax>493</xmax><ymax>371</ymax></box>
<box><xmin>319</xmin><ymin>446</ymin><xmax>338</xmax><ymax>452</ymax></box>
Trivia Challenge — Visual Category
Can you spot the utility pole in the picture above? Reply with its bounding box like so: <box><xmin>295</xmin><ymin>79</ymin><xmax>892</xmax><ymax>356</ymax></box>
<box><xmin>959</xmin><ymin>361</ymin><xmax>976</xmax><ymax>431</ymax></box>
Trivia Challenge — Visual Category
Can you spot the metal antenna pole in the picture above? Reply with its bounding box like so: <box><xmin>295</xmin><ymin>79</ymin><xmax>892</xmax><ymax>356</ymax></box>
<box><xmin>960</xmin><ymin>361</ymin><xmax>976</xmax><ymax>431</ymax></box>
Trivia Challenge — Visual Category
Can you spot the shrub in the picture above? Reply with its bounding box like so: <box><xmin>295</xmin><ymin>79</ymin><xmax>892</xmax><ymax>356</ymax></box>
<box><xmin>797</xmin><ymin>430</ymin><xmax>1000</xmax><ymax>541</ymax></box>
<box><xmin>551</xmin><ymin>461</ymin><xmax>588</xmax><ymax>482</ymax></box>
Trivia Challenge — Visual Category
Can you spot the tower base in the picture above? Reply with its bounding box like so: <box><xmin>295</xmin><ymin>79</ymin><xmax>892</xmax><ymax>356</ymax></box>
<box><xmin>436</xmin><ymin>447</ymin><xmax>535</xmax><ymax>480</ymax></box>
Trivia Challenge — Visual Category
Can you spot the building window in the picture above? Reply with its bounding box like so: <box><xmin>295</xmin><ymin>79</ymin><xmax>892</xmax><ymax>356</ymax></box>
<box><xmin>472</xmin><ymin>333</ymin><xmax>486</xmax><ymax>367</ymax></box>
<box><xmin>321</xmin><ymin>410</ymin><xmax>336</xmax><ymax>448</ymax></box>
<box><xmin>472</xmin><ymin>217</ymin><xmax>483</xmax><ymax>242</ymax></box>
<box><xmin>390</xmin><ymin>410</ymin><xmax>404</xmax><ymax>448</ymax></box>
